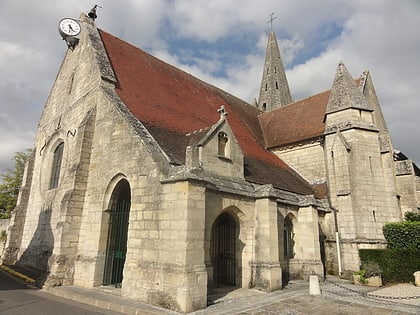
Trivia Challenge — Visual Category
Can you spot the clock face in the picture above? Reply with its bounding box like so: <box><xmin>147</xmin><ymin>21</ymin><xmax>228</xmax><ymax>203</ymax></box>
<box><xmin>58</xmin><ymin>18</ymin><xmax>81</xmax><ymax>37</ymax></box>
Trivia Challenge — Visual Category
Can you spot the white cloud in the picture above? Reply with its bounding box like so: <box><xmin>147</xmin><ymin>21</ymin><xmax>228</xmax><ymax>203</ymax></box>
<box><xmin>0</xmin><ymin>0</ymin><xmax>419</xmax><ymax>174</ymax></box>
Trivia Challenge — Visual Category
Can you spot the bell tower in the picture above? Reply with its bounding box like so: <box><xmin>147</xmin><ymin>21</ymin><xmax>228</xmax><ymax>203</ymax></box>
<box><xmin>257</xmin><ymin>27</ymin><xmax>293</xmax><ymax>112</ymax></box>
<box><xmin>324</xmin><ymin>62</ymin><xmax>401</xmax><ymax>272</ymax></box>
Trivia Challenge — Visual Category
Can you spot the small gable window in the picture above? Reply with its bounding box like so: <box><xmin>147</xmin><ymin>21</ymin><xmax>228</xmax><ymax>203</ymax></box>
<box><xmin>49</xmin><ymin>142</ymin><xmax>64</xmax><ymax>189</ymax></box>
<box><xmin>218</xmin><ymin>132</ymin><xmax>228</xmax><ymax>157</ymax></box>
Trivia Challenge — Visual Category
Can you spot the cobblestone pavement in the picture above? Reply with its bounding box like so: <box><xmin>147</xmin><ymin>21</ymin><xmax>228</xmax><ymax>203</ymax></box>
<box><xmin>4</xmin><ymin>264</ymin><xmax>419</xmax><ymax>315</ymax></box>
<box><xmin>46</xmin><ymin>277</ymin><xmax>419</xmax><ymax>315</ymax></box>
<box><xmin>191</xmin><ymin>277</ymin><xmax>420</xmax><ymax>315</ymax></box>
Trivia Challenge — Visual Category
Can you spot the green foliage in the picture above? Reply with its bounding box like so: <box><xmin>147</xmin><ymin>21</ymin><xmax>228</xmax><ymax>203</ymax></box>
<box><xmin>404</xmin><ymin>211</ymin><xmax>420</xmax><ymax>222</ymax></box>
<box><xmin>382</xmin><ymin>221</ymin><xmax>420</xmax><ymax>250</ymax></box>
<box><xmin>0</xmin><ymin>230</ymin><xmax>6</xmax><ymax>241</ymax></box>
<box><xmin>354</xmin><ymin>260</ymin><xmax>382</xmax><ymax>284</ymax></box>
<box><xmin>360</xmin><ymin>260</ymin><xmax>382</xmax><ymax>278</ymax></box>
<box><xmin>360</xmin><ymin>249</ymin><xmax>420</xmax><ymax>283</ymax></box>
<box><xmin>0</xmin><ymin>150</ymin><xmax>31</xmax><ymax>218</ymax></box>
<box><xmin>353</xmin><ymin>269</ymin><xmax>368</xmax><ymax>284</ymax></box>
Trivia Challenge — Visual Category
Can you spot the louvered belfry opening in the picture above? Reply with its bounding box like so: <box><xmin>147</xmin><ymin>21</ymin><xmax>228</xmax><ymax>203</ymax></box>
<box><xmin>210</xmin><ymin>212</ymin><xmax>237</xmax><ymax>287</ymax></box>
<box><xmin>103</xmin><ymin>180</ymin><xmax>131</xmax><ymax>287</ymax></box>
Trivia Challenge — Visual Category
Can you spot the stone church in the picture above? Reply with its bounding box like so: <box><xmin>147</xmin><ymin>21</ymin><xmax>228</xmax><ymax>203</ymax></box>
<box><xmin>2</xmin><ymin>13</ymin><xmax>419</xmax><ymax>313</ymax></box>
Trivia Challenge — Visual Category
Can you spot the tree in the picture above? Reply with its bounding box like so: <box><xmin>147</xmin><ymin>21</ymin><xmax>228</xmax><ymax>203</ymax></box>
<box><xmin>0</xmin><ymin>150</ymin><xmax>32</xmax><ymax>219</ymax></box>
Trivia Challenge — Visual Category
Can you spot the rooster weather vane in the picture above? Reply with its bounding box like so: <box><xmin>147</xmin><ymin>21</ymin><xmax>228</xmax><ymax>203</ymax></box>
<box><xmin>88</xmin><ymin>5</ymin><xmax>102</xmax><ymax>21</ymax></box>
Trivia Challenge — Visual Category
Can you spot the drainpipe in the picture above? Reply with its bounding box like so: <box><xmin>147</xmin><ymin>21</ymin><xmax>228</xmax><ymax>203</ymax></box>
<box><xmin>331</xmin><ymin>206</ymin><xmax>342</xmax><ymax>277</ymax></box>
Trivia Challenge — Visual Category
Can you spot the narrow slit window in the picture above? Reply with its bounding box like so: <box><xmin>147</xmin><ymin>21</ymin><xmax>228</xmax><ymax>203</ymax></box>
<box><xmin>68</xmin><ymin>73</ymin><xmax>75</xmax><ymax>94</ymax></box>
<box><xmin>276</xmin><ymin>81</ymin><xmax>279</xmax><ymax>89</ymax></box>
<box><xmin>49</xmin><ymin>142</ymin><xmax>64</xmax><ymax>189</ymax></box>
<box><xmin>218</xmin><ymin>132</ymin><xmax>228</xmax><ymax>157</ymax></box>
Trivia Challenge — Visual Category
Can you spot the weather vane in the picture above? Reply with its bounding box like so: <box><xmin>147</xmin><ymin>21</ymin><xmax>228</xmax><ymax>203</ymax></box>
<box><xmin>267</xmin><ymin>12</ymin><xmax>277</xmax><ymax>30</ymax></box>
<box><xmin>88</xmin><ymin>5</ymin><xmax>102</xmax><ymax>21</ymax></box>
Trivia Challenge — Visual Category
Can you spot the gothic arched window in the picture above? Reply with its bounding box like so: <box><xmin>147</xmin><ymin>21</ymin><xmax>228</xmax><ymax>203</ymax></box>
<box><xmin>49</xmin><ymin>142</ymin><xmax>64</xmax><ymax>189</ymax></box>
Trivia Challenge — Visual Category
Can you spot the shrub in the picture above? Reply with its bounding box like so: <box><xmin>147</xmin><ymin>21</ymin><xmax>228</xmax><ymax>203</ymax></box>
<box><xmin>359</xmin><ymin>249</ymin><xmax>420</xmax><ymax>283</ymax></box>
<box><xmin>382</xmin><ymin>221</ymin><xmax>420</xmax><ymax>250</ymax></box>
<box><xmin>361</xmin><ymin>260</ymin><xmax>382</xmax><ymax>278</ymax></box>
<box><xmin>405</xmin><ymin>211</ymin><xmax>420</xmax><ymax>222</ymax></box>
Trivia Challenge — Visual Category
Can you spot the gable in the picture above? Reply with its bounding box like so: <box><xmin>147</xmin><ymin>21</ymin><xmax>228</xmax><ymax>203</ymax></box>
<box><xmin>98</xmin><ymin>29</ymin><xmax>314</xmax><ymax>195</ymax></box>
<box><xmin>194</xmin><ymin>117</ymin><xmax>244</xmax><ymax>179</ymax></box>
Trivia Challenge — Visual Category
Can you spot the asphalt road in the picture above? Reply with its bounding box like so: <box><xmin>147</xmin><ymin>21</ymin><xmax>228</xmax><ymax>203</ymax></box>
<box><xmin>0</xmin><ymin>270</ymin><xmax>122</xmax><ymax>315</ymax></box>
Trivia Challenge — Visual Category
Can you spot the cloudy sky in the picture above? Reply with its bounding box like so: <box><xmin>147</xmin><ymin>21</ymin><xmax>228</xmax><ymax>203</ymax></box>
<box><xmin>0</xmin><ymin>0</ymin><xmax>419</xmax><ymax>174</ymax></box>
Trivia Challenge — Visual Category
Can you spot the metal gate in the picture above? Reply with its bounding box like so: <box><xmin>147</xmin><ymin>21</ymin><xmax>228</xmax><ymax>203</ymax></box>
<box><xmin>211</xmin><ymin>212</ymin><xmax>236</xmax><ymax>287</ymax></box>
<box><xmin>103</xmin><ymin>199</ymin><xmax>130</xmax><ymax>287</ymax></box>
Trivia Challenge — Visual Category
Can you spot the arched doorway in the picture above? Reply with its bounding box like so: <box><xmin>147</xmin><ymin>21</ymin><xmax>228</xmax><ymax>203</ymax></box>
<box><xmin>103</xmin><ymin>179</ymin><xmax>131</xmax><ymax>287</ymax></box>
<box><xmin>281</xmin><ymin>214</ymin><xmax>295</xmax><ymax>286</ymax></box>
<box><xmin>210</xmin><ymin>212</ymin><xmax>237</xmax><ymax>287</ymax></box>
<box><xmin>284</xmin><ymin>216</ymin><xmax>294</xmax><ymax>259</ymax></box>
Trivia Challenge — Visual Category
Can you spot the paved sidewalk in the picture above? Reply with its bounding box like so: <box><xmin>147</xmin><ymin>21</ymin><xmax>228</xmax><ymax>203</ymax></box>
<box><xmin>2</xmin><ymin>264</ymin><xmax>419</xmax><ymax>314</ymax></box>
<box><xmin>45</xmin><ymin>277</ymin><xmax>420</xmax><ymax>314</ymax></box>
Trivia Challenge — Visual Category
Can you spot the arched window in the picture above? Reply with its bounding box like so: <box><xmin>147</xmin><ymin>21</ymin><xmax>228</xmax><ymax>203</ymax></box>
<box><xmin>218</xmin><ymin>132</ymin><xmax>228</xmax><ymax>157</ymax></box>
<box><xmin>49</xmin><ymin>142</ymin><xmax>64</xmax><ymax>189</ymax></box>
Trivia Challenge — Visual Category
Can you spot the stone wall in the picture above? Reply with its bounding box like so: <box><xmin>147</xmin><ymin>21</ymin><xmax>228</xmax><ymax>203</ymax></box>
<box><xmin>395</xmin><ymin>160</ymin><xmax>418</xmax><ymax>216</ymax></box>
<box><xmin>273</xmin><ymin>140</ymin><xmax>326</xmax><ymax>184</ymax></box>
<box><xmin>11</xmin><ymin>17</ymin><xmax>105</xmax><ymax>281</ymax></box>
<box><xmin>324</xmin><ymin>108</ymin><xmax>400</xmax><ymax>273</ymax></box>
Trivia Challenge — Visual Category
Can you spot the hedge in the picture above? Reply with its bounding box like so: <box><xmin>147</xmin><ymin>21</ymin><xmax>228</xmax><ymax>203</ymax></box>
<box><xmin>382</xmin><ymin>221</ymin><xmax>420</xmax><ymax>250</ymax></box>
<box><xmin>359</xmin><ymin>249</ymin><xmax>420</xmax><ymax>283</ymax></box>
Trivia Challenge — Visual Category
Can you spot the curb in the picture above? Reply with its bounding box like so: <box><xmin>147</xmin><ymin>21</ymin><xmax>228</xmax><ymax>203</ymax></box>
<box><xmin>0</xmin><ymin>264</ymin><xmax>36</xmax><ymax>285</ymax></box>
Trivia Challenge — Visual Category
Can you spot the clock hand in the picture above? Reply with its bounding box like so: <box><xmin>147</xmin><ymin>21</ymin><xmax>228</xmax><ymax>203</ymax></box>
<box><xmin>68</xmin><ymin>24</ymin><xmax>74</xmax><ymax>33</ymax></box>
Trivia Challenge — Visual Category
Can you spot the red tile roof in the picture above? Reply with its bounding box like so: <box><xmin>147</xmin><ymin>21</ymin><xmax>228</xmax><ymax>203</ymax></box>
<box><xmin>259</xmin><ymin>90</ymin><xmax>330</xmax><ymax>148</ymax></box>
<box><xmin>99</xmin><ymin>30</ymin><xmax>314</xmax><ymax>195</ymax></box>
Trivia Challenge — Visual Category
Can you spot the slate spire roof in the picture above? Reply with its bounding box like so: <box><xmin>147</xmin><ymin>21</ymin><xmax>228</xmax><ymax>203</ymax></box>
<box><xmin>257</xmin><ymin>31</ymin><xmax>292</xmax><ymax>112</ymax></box>
<box><xmin>258</xmin><ymin>62</ymin><xmax>378</xmax><ymax>149</ymax></box>
<box><xmin>98</xmin><ymin>29</ymin><xmax>314</xmax><ymax>195</ymax></box>
<box><xmin>326</xmin><ymin>62</ymin><xmax>373</xmax><ymax>114</ymax></box>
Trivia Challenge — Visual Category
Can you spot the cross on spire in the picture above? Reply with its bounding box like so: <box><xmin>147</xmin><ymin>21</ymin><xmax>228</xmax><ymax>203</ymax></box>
<box><xmin>217</xmin><ymin>105</ymin><xmax>228</xmax><ymax>120</ymax></box>
<box><xmin>267</xmin><ymin>12</ymin><xmax>277</xmax><ymax>30</ymax></box>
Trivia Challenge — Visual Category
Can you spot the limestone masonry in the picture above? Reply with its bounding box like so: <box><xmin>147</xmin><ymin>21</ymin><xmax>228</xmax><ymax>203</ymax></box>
<box><xmin>1</xmin><ymin>13</ymin><xmax>419</xmax><ymax>314</ymax></box>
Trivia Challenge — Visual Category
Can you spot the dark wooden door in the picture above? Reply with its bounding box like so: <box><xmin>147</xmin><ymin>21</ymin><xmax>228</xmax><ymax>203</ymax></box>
<box><xmin>211</xmin><ymin>212</ymin><xmax>236</xmax><ymax>287</ymax></box>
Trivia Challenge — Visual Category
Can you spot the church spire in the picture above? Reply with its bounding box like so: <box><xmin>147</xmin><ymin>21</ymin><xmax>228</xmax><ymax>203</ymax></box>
<box><xmin>257</xmin><ymin>31</ymin><xmax>292</xmax><ymax>112</ymax></box>
<box><xmin>326</xmin><ymin>62</ymin><xmax>373</xmax><ymax>115</ymax></box>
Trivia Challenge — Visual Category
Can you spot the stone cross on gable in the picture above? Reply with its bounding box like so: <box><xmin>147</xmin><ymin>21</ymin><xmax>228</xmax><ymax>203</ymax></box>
<box><xmin>217</xmin><ymin>105</ymin><xmax>228</xmax><ymax>120</ymax></box>
<box><xmin>267</xmin><ymin>12</ymin><xmax>277</xmax><ymax>30</ymax></box>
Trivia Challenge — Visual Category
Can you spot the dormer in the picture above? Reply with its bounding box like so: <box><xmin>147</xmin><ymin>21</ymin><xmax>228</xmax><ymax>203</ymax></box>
<box><xmin>185</xmin><ymin>106</ymin><xmax>244</xmax><ymax>179</ymax></box>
